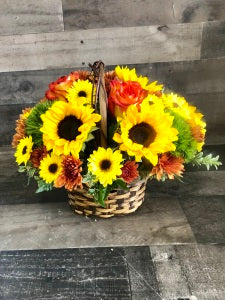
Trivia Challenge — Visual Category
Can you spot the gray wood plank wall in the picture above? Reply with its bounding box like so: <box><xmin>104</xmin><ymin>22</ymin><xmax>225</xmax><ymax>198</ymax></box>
<box><xmin>0</xmin><ymin>1</ymin><xmax>225</xmax><ymax>145</ymax></box>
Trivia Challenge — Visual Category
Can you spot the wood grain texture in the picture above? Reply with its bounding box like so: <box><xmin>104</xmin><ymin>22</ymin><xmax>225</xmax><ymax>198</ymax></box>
<box><xmin>0</xmin><ymin>22</ymin><xmax>202</xmax><ymax>73</ymax></box>
<box><xmin>0</xmin><ymin>103</ymin><xmax>35</xmax><ymax>145</ymax></box>
<box><xmin>151</xmin><ymin>244</ymin><xmax>225</xmax><ymax>300</ymax></box>
<box><xmin>0</xmin><ymin>0</ymin><xmax>64</xmax><ymax>35</ymax></box>
<box><xmin>63</xmin><ymin>0</ymin><xmax>225</xmax><ymax>30</ymax></box>
<box><xmin>2</xmin><ymin>58</ymin><xmax>225</xmax><ymax>106</ymax></box>
<box><xmin>133</xmin><ymin>58</ymin><xmax>225</xmax><ymax>95</ymax></box>
<box><xmin>201</xmin><ymin>20</ymin><xmax>225</xmax><ymax>59</ymax></box>
<box><xmin>0</xmin><ymin>198</ymin><xmax>195</xmax><ymax>250</ymax></box>
<box><xmin>0</xmin><ymin>246</ymin><xmax>159</xmax><ymax>300</ymax></box>
<box><xmin>179</xmin><ymin>195</ymin><xmax>225</xmax><ymax>243</ymax></box>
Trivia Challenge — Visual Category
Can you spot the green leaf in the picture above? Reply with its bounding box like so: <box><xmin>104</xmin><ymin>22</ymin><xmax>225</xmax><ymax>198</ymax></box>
<box><xmin>90</xmin><ymin>126</ymin><xmax>99</xmax><ymax>132</ymax></box>
<box><xmin>190</xmin><ymin>152</ymin><xmax>222</xmax><ymax>170</ymax></box>
<box><xmin>18</xmin><ymin>165</ymin><xmax>26</xmax><ymax>173</ymax></box>
<box><xmin>28</xmin><ymin>167</ymin><xmax>36</xmax><ymax>178</ymax></box>
<box><xmin>82</xmin><ymin>172</ymin><xmax>96</xmax><ymax>186</ymax></box>
<box><xmin>26</xmin><ymin>100</ymin><xmax>54</xmax><ymax>147</ymax></box>
<box><xmin>112</xmin><ymin>179</ymin><xmax>128</xmax><ymax>190</ymax></box>
<box><xmin>35</xmin><ymin>176</ymin><xmax>53</xmax><ymax>193</ymax></box>
<box><xmin>98</xmin><ymin>184</ymin><xmax>109</xmax><ymax>207</ymax></box>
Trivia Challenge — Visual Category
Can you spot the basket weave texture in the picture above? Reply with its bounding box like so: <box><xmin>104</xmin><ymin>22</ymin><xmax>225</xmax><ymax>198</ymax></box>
<box><xmin>68</xmin><ymin>180</ymin><xmax>146</xmax><ymax>218</ymax></box>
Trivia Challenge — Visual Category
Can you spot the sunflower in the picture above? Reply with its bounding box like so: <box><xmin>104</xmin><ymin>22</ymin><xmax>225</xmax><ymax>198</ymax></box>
<box><xmin>88</xmin><ymin>147</ymin><xmax>123</xmax><ymax>187</ymax></box>
<box><xmin>115</xmin><ymin>66</ymin><xmax>163</xmax><ymax>94</ymax></box>
<box><xmin>161</xmin><ymin>93</ymin><xmax>191</xmax><ymax>120</ymax></box>
<box><xmin>14</xmin><ymin>136</ymin><xmax>33</xmax><ymax>165</ymax></box>
<box><xmin>40</xmin><ymin>101</ymin><xmax>101</xmax><ymax>158</ymax></box>
<box><xmin>66</xmin><ymin>79</ymin><xmax>94</xmax><ymax>105</ymax></box>
<box><xmin>162</xmin><ymin>93</ymin><xmax>206</xmax><ymax>151</ymax></box>
<box><xmin>39</xmin><ymin>153</ymin><xmax>62</xmax><ymax>184</ymax></box>
<box><xmin>113</xmin><ymin>99</ymin><xmax>178</xmax><ymax>165</ymax></box>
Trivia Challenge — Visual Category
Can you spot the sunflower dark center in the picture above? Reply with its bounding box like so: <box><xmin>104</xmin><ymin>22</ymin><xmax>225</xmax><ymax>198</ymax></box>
<box><xmin>129</xmin><ymin>122</ymin><xmax>156</xmax><ymax>147</ymax></box>
<box><xmin>100</xmin><ymin>159</ymin><xmax>111</xmax><ymax>171</ymax></box>
<box><xmin>22</xmin><ymin>146</ymin><xmax>27</xmax><ymax>155</ymax></box>
<box><xmin>48</xmin><ymin>163</ymin><xmax>58</xmax><ymax>174</ymax></box>
<box><xmin>57</xmin><ymin>115</ymin><xmax>83</xmax><ymax>141</ymax></box>
<box><xmin>78</xmin><ymin>91</ymin><xmax>87</xmax><ymax>97</ymax></box>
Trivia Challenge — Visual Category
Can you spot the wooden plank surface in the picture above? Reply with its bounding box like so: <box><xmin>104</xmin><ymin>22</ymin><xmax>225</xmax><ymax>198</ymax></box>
<box><xmin>179</xmin><ymin>195</ymin><xmax>225</xmax><ymax>243</ymax></box>
<box><xmin>0</xmin><ymin>103</ymin><xmax>35</xmax><ymax>145</ymax></box>
<box><xmin>1</xmin><ymin>58</ymin><xmax>225</xmax><ymax>105</ymax></box>
<box><xmin>63</xmin><ymin>0</ymin><xmax>225</xmax><ymax>30</ymax></box>
<box><xmin>0</xmin><ymin>197</ymin><xmax>195</xmax><ymax>250</ymax></box>
<box><xmin>201</xmin><ymin>20</ymin><xmax>225</xmax><ymax>59</ymax></box>
<box><xmin>0</xmin><ymin>246</ymin><xmax>159</xmax><ymax>300</ymax></box>
<box><xmin>151</xmin><ymin>244</ymin><xmax>225</xmax><ymax>300</ymax></box>
<box><xmin>0</xmin><ymin>0</ymin><xmax>64</xmax><ymax>35</ymax></box>
<box><xmin>0</xmin><ymin>22</ymin><xmax>202</xmax><ymax>73</ymax></box>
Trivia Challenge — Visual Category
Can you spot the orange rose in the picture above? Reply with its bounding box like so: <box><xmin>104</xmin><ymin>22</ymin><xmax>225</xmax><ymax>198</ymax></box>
<box><xmin>108</xmin><ymin>80</ymin><xmax>148</xmax><ymax>117</ymax></box>
<box><xmin>45</xmin><ymin>72</ymin><xmax>79</xmax><ymax>101</ymax></box>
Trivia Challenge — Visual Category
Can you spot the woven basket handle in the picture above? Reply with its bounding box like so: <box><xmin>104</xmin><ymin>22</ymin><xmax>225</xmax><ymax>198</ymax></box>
<box><xmin>89</xmin><ymin>61</ymin><xmax>108</xmax><ymax>148</ymax></box>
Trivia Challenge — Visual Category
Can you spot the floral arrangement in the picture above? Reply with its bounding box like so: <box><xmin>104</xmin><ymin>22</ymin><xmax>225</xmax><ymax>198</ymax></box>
<box><xmin>12</xmin><ymin>63</ymin><xmax>221</xmax><ymax>207</ymax></box>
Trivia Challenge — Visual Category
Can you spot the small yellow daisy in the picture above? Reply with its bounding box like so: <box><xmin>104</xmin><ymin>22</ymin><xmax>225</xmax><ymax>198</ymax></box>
<box><xmin>88</xmin><ymin>147</ymin><xmax>123</xmax><ymax>187</ymax></box>
<box><xmin>14</xmin><ymin>136</ymin><xmax>33</xmax><ymax>165</ymax></box>
<box><xmin>66</xmin><ymin>79</ymin><xmax>94</xmax><ymax>105</ymax></box>
<box><xmin>39</xmin><ymin>153</ymin><xmax>62</xmax><ymax>184</ymax></box>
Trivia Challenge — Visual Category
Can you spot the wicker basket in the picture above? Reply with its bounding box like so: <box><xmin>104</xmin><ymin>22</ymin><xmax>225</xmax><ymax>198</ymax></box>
<box><xmin>68</xmin><ymin>180</ymin><xmax>146</xmax><ymax>218</ymax></box>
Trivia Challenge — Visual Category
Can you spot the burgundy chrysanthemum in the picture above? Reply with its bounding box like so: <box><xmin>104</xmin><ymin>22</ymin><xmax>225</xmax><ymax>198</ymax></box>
<box><xmin>30</xmin><ymin>146</ymin><xmax>48</xmax><ymax>168</ymax></box>
<box><xmin>54</xmin><ymin>155</ymin><xmax>83</xmax><ymax>191</ymax></box>
<box><xmin>121</xmin><ymin>161</ymin><xmax>139</xmax><ymax>183</ymax></box>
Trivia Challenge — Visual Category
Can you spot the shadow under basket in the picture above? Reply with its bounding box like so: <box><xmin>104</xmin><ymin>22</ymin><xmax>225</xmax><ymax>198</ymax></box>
<box><xmin>68</xmin><ymin>180</ymin><xmax>147</xmax><ymax>218</ymax></box>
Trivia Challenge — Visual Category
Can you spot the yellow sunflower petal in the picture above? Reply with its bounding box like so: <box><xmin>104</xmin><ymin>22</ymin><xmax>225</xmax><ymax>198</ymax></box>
<box><xmin>88</xmin><ymin>147</ymin><xmax>123</xmax><ymax>187</ymax></box>
<box><xmin>14</xmin><ymin>136</ymin><xmax>33</xmax><ymax>165</ymax></box>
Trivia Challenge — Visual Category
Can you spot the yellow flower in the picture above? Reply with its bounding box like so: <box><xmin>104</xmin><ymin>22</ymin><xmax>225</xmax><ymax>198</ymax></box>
<box><xmin>161</xmin><ymin>93</ymin><xmax>191</xmax><ymax>119</ymax></box>
<box><xmin>40</xmin><ymin>101</ymin><xmax>101</xmax><ymax>158</ymax></box>
<box><xmin>14</xmin><ymin>136</ymin><xmax>33</xmax><ymax>165</ymax></box>
<box><xmin>66</xmin><ymin>79</ymin><xmax>93</xmax><ymax>105</ymax></box>
<box><xmin>88</xmin><ymin>147</ymin><xmax>123</xmax><ymax>187</ymax></box>
<box><xmin>113</xmin><ymin>98</ymin><xmax>178</xmax><ymax>165</ymax></box>
<box><xmin>39</xmin><ymin>153</ymin><xmax>62</xmax><ymax>184</ymax></box>
<box><xmin>162</xmin><ymin>93</ymin><xmax>206</xmax><ymax>151</ymax></box>
<box><xmin>115</xmin><ymin>65</ymin><xmax>163</xmax><ymax>93</ymax></box>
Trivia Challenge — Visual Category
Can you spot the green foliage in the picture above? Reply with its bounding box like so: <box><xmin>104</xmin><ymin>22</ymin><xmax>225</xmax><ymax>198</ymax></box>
<box><xmin>138</xmin><ymin>157</ymin><xmax>153</xmax><ymax>179</ymax></box>
<box><xmin>83</xmin><ymin>173</ymin><xmax>128</xmax><ymax>207</ymax></box>
<box><xmin>34</xmin><ymin>176</ymin><xmax>53</xmax><ymax>193</ymax></box>
<box><xmin>108</xmin><ymin>119</ymin><xmax>120</xmax><ymax>147</ymax></box>
<box><xmin>26</xmin><ymin>101</ymin><xmax>54</xmax><ymax>147</ymax></box>
<box><xmin>190</xmin><ymin>152</ymin><xmax>222</xmax><ymax>170</ymax></box>
<box><xmin>18</xmin><ymin>162</ymin><xmax>37</xmax><ymax>185</ymax></box>
<box><xmin>170</xmin><ymin>111</ymin><xmax>198</xmax><ymax>162</ymax></box>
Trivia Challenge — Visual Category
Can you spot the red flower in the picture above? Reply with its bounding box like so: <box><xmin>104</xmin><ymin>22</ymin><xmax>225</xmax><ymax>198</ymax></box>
<box><xmin>150</xmin><ymin>153</ymin><xmax>184</xmax><ymax>180</ymax></box>
<box><xmin>121</xmin><ymin>161</ymin><xmax>139</xmax><ymax>183</ymax></box>
<box><xmin>45</xmin><ymin>72</ymin><xmax>79</xmax><ymax>101</ymax></box>
<box><xmin>30</xmin><ymin>146</ymin><xmax>48</xmax><ymax>168</ymax></box>
<box><xmin>108</xmin><ymin>80</ymin><xmax>148</xmax><ymax>117</ymax></box>
<box><xmin>54</xmin><ymin>156</ymin><xmax>83</xmax><ymax>191</ymax></box>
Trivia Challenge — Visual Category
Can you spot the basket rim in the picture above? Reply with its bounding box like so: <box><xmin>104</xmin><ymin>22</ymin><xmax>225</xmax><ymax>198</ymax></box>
<box><xmin>68</xmin><ymin>178</ymin><xmax>147</xmax><ymax>195</ymax></box>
